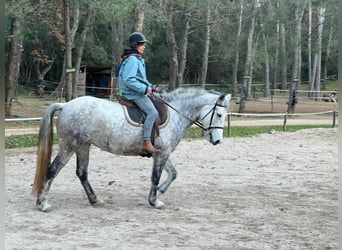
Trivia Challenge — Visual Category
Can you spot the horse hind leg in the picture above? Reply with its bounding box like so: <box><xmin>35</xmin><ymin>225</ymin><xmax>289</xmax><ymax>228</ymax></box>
<box><xmin>76</xmin><ymin>144</ymin><xmax>100</xmax><ymax>206</ymax></box>
<box><xmin>36</xmin><ymin>150</ymin><xmax>74</xmax><ymax>212</ymax></box>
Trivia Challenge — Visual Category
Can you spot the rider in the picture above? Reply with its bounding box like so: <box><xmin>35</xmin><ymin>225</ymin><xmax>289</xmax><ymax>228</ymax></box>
<box><xmin>118</xmin><ymin>32</ymin><xmax>160</xmax><ymax>153</ymax></box>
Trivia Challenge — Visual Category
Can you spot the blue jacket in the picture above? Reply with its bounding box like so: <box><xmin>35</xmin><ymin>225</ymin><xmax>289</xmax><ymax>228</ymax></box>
<box><xmin>118</xmin><ymin>54</ymin><xmax>153</xmax><ymax>100</ymax></box>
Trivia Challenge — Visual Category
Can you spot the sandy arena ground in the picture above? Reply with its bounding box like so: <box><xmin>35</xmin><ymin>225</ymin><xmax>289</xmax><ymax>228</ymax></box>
<box><xmin>5</xmin><ymin>128</ymin><xmax>338</xmax><ymax>249</ymax></box>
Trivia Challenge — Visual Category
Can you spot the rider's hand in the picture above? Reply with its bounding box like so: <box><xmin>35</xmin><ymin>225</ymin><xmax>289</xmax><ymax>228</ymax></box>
<box><xmin>147</xmin><ymin>87</ymin><xmax>153</xmax><ymax>95</ymax></box>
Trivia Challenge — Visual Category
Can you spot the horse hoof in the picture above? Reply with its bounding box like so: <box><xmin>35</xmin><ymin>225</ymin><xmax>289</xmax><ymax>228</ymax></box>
<box><xmin>38</xmin><ymin>200</ymin><xmax>52</xmax><ymax>212</ymax></box>
<box><xmin>91</xmin><ymin>199</ymin><xmax>104</xmax><ymax>207</ymax></box>
<box><xmin>154</xmin><ymin>199</ymin><xmax>165</xmax><ymax>209</ymax></box>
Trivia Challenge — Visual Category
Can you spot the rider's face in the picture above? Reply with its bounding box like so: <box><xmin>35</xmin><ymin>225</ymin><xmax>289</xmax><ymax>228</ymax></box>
<box><xmin>137</xmin><ymin>43</ymin><xmax>146</xmax><ymax>54</ymax></box>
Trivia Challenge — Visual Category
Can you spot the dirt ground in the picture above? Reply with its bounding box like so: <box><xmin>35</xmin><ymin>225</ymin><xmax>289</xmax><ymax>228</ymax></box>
<box><xmin>5</xmin><ymin>128</ymin><xmax>338</xmax><ymax>249</ymax></box>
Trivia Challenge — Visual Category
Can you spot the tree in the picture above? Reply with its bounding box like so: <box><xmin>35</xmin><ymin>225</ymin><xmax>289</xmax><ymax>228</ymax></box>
<box><xmin>272</xmin><ymin>1</ymin><xmax>280</xmax><ymax>94</ymax></box>
<box><xmin>280</xmin><ymin>23</ymin><xmax>287</xmax><ymax>90</ymax></box>
<box><xmin>177</xmin><ymin>8</ymin><xmax>190</xmax><ymax>88</ymax></box>
<box><xmin>199</xmin><ymin>3</ymin><xmax>212</xmax><ymax>88</ymax></box>
<box><xmin>72</xmin><ymin>11</ymin><xmax>92</xmax><ymax>99</ymax></box>
<box><xmin>322</xmin><ymin>26</ymin><xmax>333</xmax><ymax>90</ymax></box>
<box><xmin>232</xmin><ymin>0</ymin><xmax>244</xmax><ymax>98</ymax></box>
<box><xmin>135</xmin><ymin>0</ymin><xmax>145</xmax><ymax>32</ymax></box>
<box><xmin>5</xmin><ymin>0</ymin><xmax>338</xmax><ymax>103</ymax></box>
<box><xmin>5</xmin><ymin>0</ymin><xmax>31</xmax><ymax>116</ymax></box>
<box><xmin>307</xmin><ymin>0</ymin><xmax>312</xmax><ymax>96</ymax></box>
<box><xmin>239</xmin><ymin>0</ymin><xmax>259</xmax><ymax>113</ymax></box>
<box><xmin>313</xmin><ymin>4</ymin><xmax>325</xmax><ymax>99</ymax></box>
<box><xmin>262</xmin><ymin>32</ymin><xmax>270</xmax><ymax>97</ymax></box>
<box><xmin>165</xmin><ymin>0</ymin><xmax>178</xmax><ymax>90</ymax></box>
<box><xmin>163</xmin><ymin>0</ymin><xmax>198</xmax><ymax>90</ymax></box>
<box><xmin>5</xmin><ymin>15</ymin><xmax>23</xmax><ymax>116</ymax></box>
<box><xmin>63</xmin><ymin>0</ymin><xmax>73</xmax><ymax>101</ymax></box>
<box><xmin>288</xmin><ymin>2</ymin><xmax>304</xmax><ymax>113</ymax></box>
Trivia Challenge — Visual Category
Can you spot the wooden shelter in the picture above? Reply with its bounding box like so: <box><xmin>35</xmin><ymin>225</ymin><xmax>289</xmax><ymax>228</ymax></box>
<box><xmin>78</xmin><ymin>66</ymin><xmax>117</xmax><ymax>98</ymax></box>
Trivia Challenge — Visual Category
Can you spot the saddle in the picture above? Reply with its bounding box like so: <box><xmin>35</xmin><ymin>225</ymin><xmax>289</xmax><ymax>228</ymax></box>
<box><xmin>118</xmin><ymin>95</ymin><xmax>169</xmax><ymax>143</ymax></box>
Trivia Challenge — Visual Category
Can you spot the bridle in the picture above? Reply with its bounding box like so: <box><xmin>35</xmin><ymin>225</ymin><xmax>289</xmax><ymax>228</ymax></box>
<box><xmin>154</xmin><ymin>94</ymin><xmax>226</xmax><ymax>132</ymax></box>
<box><xmin>200</xmin><ymin>101</ymin><xmax>227</xmax><ymax>131</ymax></box>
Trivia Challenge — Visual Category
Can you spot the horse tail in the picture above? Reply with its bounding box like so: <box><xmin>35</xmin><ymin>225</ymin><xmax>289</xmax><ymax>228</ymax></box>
<box><xmin>32</xmin><ymin>103</ymin><xmax>64</xmax><ymax>197</ymax></box>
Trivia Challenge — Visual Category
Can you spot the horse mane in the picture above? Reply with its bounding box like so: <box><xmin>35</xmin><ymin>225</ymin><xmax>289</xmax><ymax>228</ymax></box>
<box><xmin>160</xmin><ymin>88</ymin><xmax>221</xmax><ymax>103</ymax></box>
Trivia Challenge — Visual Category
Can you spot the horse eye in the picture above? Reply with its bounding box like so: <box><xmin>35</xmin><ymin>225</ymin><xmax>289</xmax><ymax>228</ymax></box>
<box><xmin>217</xmin><ymin>113</ymin><xmax>222</xmax><ymax>118</ymax></box>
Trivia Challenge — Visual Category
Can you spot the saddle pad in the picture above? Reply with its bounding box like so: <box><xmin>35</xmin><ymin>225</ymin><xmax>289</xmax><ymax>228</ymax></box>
<box><xmin>125</xmin><ymin>106</ymin><xmax>145</xmax><ymax>126</ymax></box>
<box><xmin>121</xmin><ymin>102</ymin><xmax>169</xmax><ymax>128</ymax></box>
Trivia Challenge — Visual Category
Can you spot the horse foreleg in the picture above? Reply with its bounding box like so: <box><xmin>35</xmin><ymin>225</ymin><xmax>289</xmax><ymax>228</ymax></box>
<box><xmin>148</xmin><ymin>156</ymin><xmax>167</xmax><ymax>209</ymax></box>
<box><xmin>36</xmin><ymin>152</ymin><xmax>73</xmax><ymax>212</ymax></box>
<box><xmin>76</xmin><ymin>144</ymin><xmax>99</xmax><ymax>205</ymax></box>
<box><xmin>158</xmin><ymin>159</ymin><xmax>177</xmax><ymax>195</ymax></box>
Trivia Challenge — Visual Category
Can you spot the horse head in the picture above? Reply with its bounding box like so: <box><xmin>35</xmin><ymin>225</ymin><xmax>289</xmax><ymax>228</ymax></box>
<box><xmin>200</xmin><ymin>93</ymin><xmax>231</xmax><ymax>145</ymax></box>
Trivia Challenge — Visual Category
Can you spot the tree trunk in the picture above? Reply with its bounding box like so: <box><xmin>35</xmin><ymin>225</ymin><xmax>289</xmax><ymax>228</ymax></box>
<box><xmin>5</xmin><ymin>16</ymin><xmax>23</xmax><ymax>117</ymax></box>
<box><xmin>232</xmin><ymin>0</ymin><xmax>243</xmax><ymax>97</ymax></box>
<box><xmin>135</xmin><ymin>1</ymin><xmax>145</xmax><ymax>32</ymax></box>
<box><xmin>232</xmin><ymin>0</ymin><xmax>244</xmax><ymax>98</ymax></box>
<box><xmin>177</xmin><ymin>10</ymin><xmax>190</xmax><ymax>88</ymax></box>
<box><xmin>199</xmin><ymin>5</ymin><xmax>211</xmax><ymax>88</ymax></box>
<box><xmin>271</xmin><ymin>1</ymin><xmax>280</xmax><ymax>94</ymax></box>
<box><xmin>63</xmin><ymin>0</ymin><xmax>73</xmax><ymax>101</ymax></box>
<box><xmin>292</xmin><ymin>4</ymin><xmax>304</xmax><ymax>83</ymax></box>
<box><xmin>307</xmin><ymin>2</ymin><xmax>312</xmax><ymax>97</ymax></box>
<box><xmin>52</xmin><ymin>0</ymin><xmax>79</xmax><ymax>100</ymax></box>
<box><xmin>263</xmin><ymin>33</ymin><xmax>270</xmax><ymax>97</ymax></box>
<box><xmin>248</xmin><ymin>34</ymin><xmax>259</xmax><ymax>98</ymax></box>
<box><xmin>239</xmin><ymin>0</ymin><xmax>259</xmax><ymax>113</ymax></box>
<box><xmin>314</xmin><ymin>5</ymin><xmax>325</xmax><ymax>100</ymax></box>
<box><xmin>280</xmin><ymin>23</ymin><xmax>287</xmax><ymax>90</ymax></box>
<box><xmin>323</xmin><ymin>26</ymin><xmax>333</xmax><ymax>90</ymax></box>
<box><xmin>111</xmin><ymin>22</ymin><xmax>124</xmax><ymax>96</ymax></box>
<box><xmin>288</xmin><ymin>4</ymin><xmax>304</xmax><ymax>113</ymax></box>
<box><xmin>72</xmin><ymin>12</ymin><xmax>92</xmax><ymax>99</ymax></box>
<box><xmin>310</xmin><ymin>53</ymin><xmax>318</xmax><ymax>95</ymax></box>
<box><xmin>166</xmin><ymin>0</ymin><xmax>178</xmax><ymax>90</ymax></box>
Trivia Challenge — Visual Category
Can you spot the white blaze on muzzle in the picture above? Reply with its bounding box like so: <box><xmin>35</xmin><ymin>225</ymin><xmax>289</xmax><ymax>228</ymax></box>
<box><xmin>209</xmin><ymin>129</ymin><xmax>223</xmax><ymax>145</ymax></box>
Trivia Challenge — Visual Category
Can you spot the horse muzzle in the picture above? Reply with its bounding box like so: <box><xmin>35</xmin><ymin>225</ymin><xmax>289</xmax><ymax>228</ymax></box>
<box><xmin>209</xmin><ymin>131</ymin><xmax>223</xmax><ymax>145</ymax></box>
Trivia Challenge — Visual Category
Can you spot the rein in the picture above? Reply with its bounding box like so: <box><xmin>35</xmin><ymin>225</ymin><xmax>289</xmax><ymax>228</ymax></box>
<box><xmin>153</xmin><ymin>94</ymin><xmax>225</xmax><ymax>132</ymax></box>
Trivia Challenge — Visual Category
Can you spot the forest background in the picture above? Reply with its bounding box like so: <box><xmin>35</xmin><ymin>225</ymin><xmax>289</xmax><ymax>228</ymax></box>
<box><xmin>5</xmin><ymin>0</ymin><xmax>338</xmax><ymax>116</ymax></box>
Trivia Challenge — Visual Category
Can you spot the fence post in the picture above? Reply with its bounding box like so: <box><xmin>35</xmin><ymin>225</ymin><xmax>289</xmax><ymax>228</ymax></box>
<box><xmin>227</xmin><ymin>113</ymin><xmax>231</xmax><ymax>137</ymax></box>
<box><xmin>283</xmin><ymin>113</ymin><xmax>287</xmax><ymax>131</ymax></box>
<box><xmin>332</xmin><ymin>110</ymin><xmax>337</xmax><ymax>128</ymax></box>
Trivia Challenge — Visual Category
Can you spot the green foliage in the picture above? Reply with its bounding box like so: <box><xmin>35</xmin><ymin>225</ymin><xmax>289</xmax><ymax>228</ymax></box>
<box><xmin>6</xmin><ymin>0</ymin><xmax>339</xmax><ymax>92</ymax></box>
<box><xmin>300</xmin><ymin>81</ymin><xmax>338</xmax><ymax>91</ymax></box>
<box><xmin>5</xmin><ymin>134</ymin><xmax>38</xmax><ymax>149</ymax></box>
<box><xmin>5</xmin><ymin>133</ymin><xmax>59</xmax><ymax>149</ymax></box>
<box><xmin>184</xmin><ymin>125</ymin><xmax>333</xmax><ymax>139</ymax></box>
<box><xmin>5</xmin><ymin>125</ymin><xmax>333</xmax><ymax>149</ymax></box>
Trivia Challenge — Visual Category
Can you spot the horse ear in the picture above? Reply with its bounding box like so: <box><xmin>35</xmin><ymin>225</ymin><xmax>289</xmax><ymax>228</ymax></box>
<box><xmin>225</xmin><ymin>94</ymin><xmax>231</xmax><ymax>102</ymax></box>
<box><xmin>219</xmin><ymin>94</ymin><xmax>225</xmax><ymax>101</ymax></box>
<box><xmin>223</xmin><ymin>94</ymin><xmax>231</xmax><ymax>107</ymax></box>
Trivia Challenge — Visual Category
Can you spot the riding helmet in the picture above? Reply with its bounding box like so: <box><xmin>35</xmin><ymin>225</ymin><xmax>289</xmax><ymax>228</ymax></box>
<box><xmin>129</xmin><ymin>32</ymin><xmax>148</xmax><ymax>48</ymax></box>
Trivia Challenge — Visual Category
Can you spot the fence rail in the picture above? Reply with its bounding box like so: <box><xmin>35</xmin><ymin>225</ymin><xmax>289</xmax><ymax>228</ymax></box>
<box><xmin>5</xmin><ymin>117</ymin><xmax>57</xmax><ymax>122</ymax></box>
<box><xmin>5</xmin><ymin>110</ymin><xmax>338</xmax><ymax>137</ymax></box>
<box><xmin>227</xmin><ymin>110</ymin><xmax>338</xmax><ymax>137</ymax></box>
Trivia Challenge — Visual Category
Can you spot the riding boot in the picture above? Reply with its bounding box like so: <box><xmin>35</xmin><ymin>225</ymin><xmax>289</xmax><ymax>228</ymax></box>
<box><xmin>142</xmin><ymin>140</ymin><xmax>160</xmax><ymax>153</ymax></box>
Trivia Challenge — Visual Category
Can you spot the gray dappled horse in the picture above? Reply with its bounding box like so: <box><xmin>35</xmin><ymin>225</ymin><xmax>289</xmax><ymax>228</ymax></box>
<box><xmin>32</xmin><ymin>88</ymin><xmax>231</xmax><ymax>212</ymax></box>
